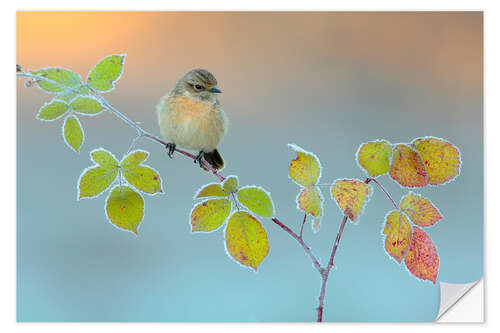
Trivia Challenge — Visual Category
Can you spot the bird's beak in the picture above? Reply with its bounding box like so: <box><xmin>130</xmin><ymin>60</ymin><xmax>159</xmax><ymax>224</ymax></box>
<box><xmin>210</xmin><ymin>87</ymin><xmax>222</xmax><ymax>93</ymax></box>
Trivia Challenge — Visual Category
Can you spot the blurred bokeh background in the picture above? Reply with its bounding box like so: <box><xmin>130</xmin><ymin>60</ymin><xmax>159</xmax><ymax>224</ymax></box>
<box><xmin>17</xmin><ymin>12</ymin><xmax>483</xmax><ymax>322</ymax></box>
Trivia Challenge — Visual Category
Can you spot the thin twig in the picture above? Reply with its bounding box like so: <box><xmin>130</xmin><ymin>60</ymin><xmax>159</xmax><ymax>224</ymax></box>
<box><xmin>271</xmin><ymin>218</ymin><xmax>322</xmax><ymax>274</ymax></box>
<box><xmin>299</xmin><ymin>213</ymin><xmax>307</xmax><ymax>238</ymax></box>
<box><xmin>365</xmin><ymin>177</ymin><xmax>398</xmax><ymax>210</ymax></box>
<box><xmin>317</xmin><ymin>215</ymin><xmax>349</xmax><ymax>322</ymax></box>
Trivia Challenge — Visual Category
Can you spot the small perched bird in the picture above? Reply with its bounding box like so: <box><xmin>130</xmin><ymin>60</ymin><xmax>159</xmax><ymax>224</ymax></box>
<box><xmin>156</xmin><ymin>69</ymin><xmax>228</xmax><ymax>171</ymax></box>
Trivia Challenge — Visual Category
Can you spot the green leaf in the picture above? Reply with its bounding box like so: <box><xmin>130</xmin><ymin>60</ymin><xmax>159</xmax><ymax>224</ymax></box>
<box><xmin>105</xmin><ymin>185</ymin><xmax>144</xmax><ymax>235</ymax></box>
<box><xmin>90</xmin><ymin>148</ymin><xmax>119</xmax><ymax>170</ymax></box>
<box><xmin>78</xmin><ymin>166</ymin><xmax>119</xmax><ymax>200</ymax></box>
<box><xmin>223</xmin><ymin>176</ymin><xmax>238</xmax><ymax>192</ymax></box>
<box><xmin>57</xmin><ymin>84</ymin><xmax>90</xmax><ymax>102</ymax></box>
<box><xmin>237</xmin><ymin>186</ymin><xmax>274</xmax><ymax>218</ymax></box>
<box><xmin>195</xmin><ymin>183</ymin><xmax>230</xmax><ymax>199</ymax></box>
<box><xmin>356</xmin><ymin>139</ymin><xmax>393</xmax><ymax>177</ymax></box>
<box><xmin>31</xmin><ymin>68</ymin><xmax>82</xmax><ymax>94</ymax></box>
<box><xmin>36</xmin><ymin>99</ymin><xmax>69</xmax><ymax>121</ymax></box>
<box><xmin>86</xmin><ymin>54</ymin><xmax>126</xmax><ymax>92</ymax></box>
<box><xmin>70</xmin><ymin>96</ymin><xmax>105</xmax><ymax>116</ymax></box>
<box><xmin>63</xmin><ymin>115</ymin><xmax>84</xmax><ymax>152</ymax></box>
<box><xmin>120</xmin><ymin>150</ymin><xmax>162</xmax><ymax>195</ymax></box>
<box><xmin>225</xmin><ymin>211</ymin><xmax>269</xmax><ymax>272</ymax></box>
<box><xmin>190</xmin><ymin>199</ymin><xmax>231</xmax><ymax>232</ymax></box>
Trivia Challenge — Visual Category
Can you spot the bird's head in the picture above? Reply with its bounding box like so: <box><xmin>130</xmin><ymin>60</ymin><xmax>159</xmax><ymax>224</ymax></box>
<box><xmin>176</xmin><ymin>69</ymin><xmax>221</xmax><ymax>102</ymax></box>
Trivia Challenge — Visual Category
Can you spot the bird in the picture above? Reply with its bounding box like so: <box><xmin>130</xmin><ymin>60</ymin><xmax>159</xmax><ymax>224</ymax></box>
<box><xmin>156</xmin><ymin>69</ymin><xmax>228</xmax><ymax>171</ymax></box>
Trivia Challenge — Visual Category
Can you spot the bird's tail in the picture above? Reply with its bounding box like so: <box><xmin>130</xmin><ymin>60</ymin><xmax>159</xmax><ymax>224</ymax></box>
<box><xmin>203</xmin><ymin>149</ymin><xmax>225</xmax><ymax>171</ymax></box>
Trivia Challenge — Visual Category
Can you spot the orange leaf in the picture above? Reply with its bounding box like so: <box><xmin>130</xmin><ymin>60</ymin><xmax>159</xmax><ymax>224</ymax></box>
<box><xmin>411</xmin><ymin>137</ymin><xmax>461</xmax><ymax>186</ymax></box>
<box><xmin>404</xmin><ymin>227</ymin><xmax>439</xmax><ymax>284</ymax></box>
<box><xmin>389</xmin><ymin>144</ymin><xmax>427</xmax><ymax>188</ymax></box>
<box><xmin>331</xmin><ymin>179</ymin><xmax>372</xmax><ymax>222</ymax></box>
<box><xmin>383</xmin><ymin>211</ymin><xmax>412</xmax><ymax>264</ymax></box>
<box><xmin>400</xmin><ymin>192</ymin><xmax>442</xmax><ymax>227</ymax></box>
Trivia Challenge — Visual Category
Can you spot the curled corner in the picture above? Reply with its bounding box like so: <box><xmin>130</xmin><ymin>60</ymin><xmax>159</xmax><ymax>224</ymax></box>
<box><xmin>436</xmin><ymin>279</ymin><xmax>483</xmax><ymax>322</ymax></box>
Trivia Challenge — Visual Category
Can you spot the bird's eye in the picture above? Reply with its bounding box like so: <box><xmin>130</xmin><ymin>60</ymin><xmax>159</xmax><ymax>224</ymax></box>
<box><xmin>194</xmin><ymin>84</ymin><xmax>203</xmax><ymax>90</ymax></box>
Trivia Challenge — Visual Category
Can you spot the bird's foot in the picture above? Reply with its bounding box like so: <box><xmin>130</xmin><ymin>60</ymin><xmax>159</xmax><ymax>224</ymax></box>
<box><xmin>165</xmin><ymin>143</ymin><xmax>176</xmax><ymax>158</ymax></box>
<box><xmin>194</xmin><ymin>151</ymin><xmax>208</xmax><ymax>170</ymax></box>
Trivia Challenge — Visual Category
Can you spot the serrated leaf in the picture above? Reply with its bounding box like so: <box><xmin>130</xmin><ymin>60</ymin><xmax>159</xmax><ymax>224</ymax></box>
<box><xmin>404</xmin><ymin>227</ymin><xmax>439</xmax><ymax>284</ymax></box>
<box><xmin>400</xmin><ymin>192</ymin><xmax>442</xmax><ymax>227</ymax></box>
<box><xmin>225</xmin><ymin>211</ymin><xmax>269</xmax><ymax>271</ymax></box>
<box><xmin>383</xmin><ymin>210</ymin><xmax>412</xmax><ymax>264</ymax></box>
<box><xmin>190</xmin><ymin>199</ymin><xmax>231</xmax><ymax>232</ymax></box>
<box><xmin>195</xmin><ymin>183</ymin><xmax>230</xmax><ymax>199</ymax></box>
<box><xmin>288</xmin><ymin>144</ymin><xmax>321</xmax><ymax>186</ymax></box>
<box><xmin>105</xmin><ymin>185</ymin><xmax>144</xmax><ymax>234</ymax></box>
<box><xmin>87</xmin><ymin>54</ymin><xmax>126</xmax><ymax>92</ymax></box>
<box><xmin>78</xmin><ymin>165</ymin><xmax>119</xmax><ymax>199</ymax></box>
<box><xmin>296</xmin><ymin>187</ymin><xmax>324</xmax><ymax>232</ymax></box>
<box><xmin>223</xmin><ymin>176</ymin><xmax>238</xmax><ymax>192</ymax></box>
<box><xmin>120</xmin><ymin>150</ymin><xmax>161</xmax><ymax>195</ymax></box>
<box><xmin>63</xmin><ymin>115</ymin><xmax>84</xmax><ymax>152</ymax></box>
<box><xmin>70</xmin><ymin>96</ymin><xmax>105</xmax><ymax>115</ymax></box>
<box><xmin>357</xmin><ymin>140</ymin><xmax>392</xmax><ymax>177</ymax></box>
<box><xmin>31</xmin><ymin>67</ymin><xmax>82</xmax><ymax>94</ymax></box>
<box><xmin>36</xmin><ymin>99</ymin><xmax>68</xmax><ymax>121</ymax></box>
<box><xmin>90</xmin><ymin>149</ymin><xmax>119</xmax><ymax>171</ymax></box>
<box><xmin>389</xmin><ymin>144</ymin><xmax>427</xmax><ymax>188</ymax></box>
<box><xmin>237</xmin><ymin>186</ymin><xmax>274</xmax><ymax>218</ymax></box>
<box><xmin>411</xmin><ymin>137</ymin><xmax>461</xmax><ymax>186</ymax></box>
<box><xmin>331</xmin><ymin>179</ymin><xmax>372</xmax><ymax>222</ymax></box>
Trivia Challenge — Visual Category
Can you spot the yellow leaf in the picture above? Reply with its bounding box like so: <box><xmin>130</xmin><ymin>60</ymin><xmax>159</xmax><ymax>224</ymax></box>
<box><xmin>223</xmin><ymin>176</ymin><xmax>238</xmax><ymax>193</ymax></box>
<box><xmin>356</xmin><ymin>140</ymin><xmax>392</xmax><ymax>177</ymax></box>
<box><xmin>90</xmin><ymin>148</ymin><xmax>119</xmax><ymax>171</ymax></box>
<box><xmin>400</xmin><ymin>192</ymin><xmax>442</xmax><ymax>227</ymax></box>
<box><xmin>78</xmin><ymin>165</ymin><xmax>118</xmax><ymax>199</ymax></box>
<box><xmin>331</xmin><ymin>179</ymin><xmax>372</xmax><ymax>222</ymax></box>
<box><xmin>121</xmin><ymin>150</ymin><xmax>162</xmax><ymax>195</ymax></box>
<box><xmin>37</xmin><ymin>99</ymin><xmax>68</xmax><ymax>121</ymax></box>
<box><xmin>389</xmin><ymin>144</ymin><xmax>427</xmax><ymax>187</ymax></box>
<box><xmin>225</xmin><ymin>211</ymin><xmax>269</xmax><ymax>271</ymax></box>
<box><xmin>296</xmin><ymin>187</ymin><xmax>323</xmax><ymax>232</ymax></box>
<box><xmin>383</xmin><ymin>211</ymin><xmax>412</xmax><ymax>264</ymax></box>
<box><xmin>288</xmin><ymin>144</ymin><xmax>321</xmax><ymax>187</ymax></box>
<box><xmin>105</xmin><ymin>185</ymin><xmax>144</xmax><ymax>235</ymax></box>
<box><xmin>405</xmin><ymin>227</ymin><xmax>439</xmax><ymax>284</ymax></box>
<box><xmin>411</xmin><ymin>137</ymin><xmax>461</xmax><ymax>186</ymax></box>
<box><xmin>195</xmin><ymin>183</ymin><xmax>230</xmax><ymax>199</ymax></box>
<box><xmin>63</xmin><ymin>114</ymin><xmax>84</xmax><ymax>153</ymax></box>
<box><xmin>237</xmin><ymin>186</ymin><xmax>275</xmax><ymax>218</ymax></box>
<box><xmin>121</xmin><ymin>150</ymin><xmax>148</xmax><ymax>168</ymax></box>
<box><xmin>190</xmin><ymin>199</ymin><xmax>231</xmax><ymax>232</ymax></box>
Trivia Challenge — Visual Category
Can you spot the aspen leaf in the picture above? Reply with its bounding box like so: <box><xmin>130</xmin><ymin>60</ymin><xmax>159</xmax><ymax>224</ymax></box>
<box><xmin>383</xmin><ymin>211</ymin><xmax>412</xmax><ymax>264</ymax></box>
<box><xmin>237</xmin><ymin>186</ymin><xmax>275</xmax><ymax>218</ymax></box>
<box><xmin>190</xmin><ymin>199</ymin><xmax>231</xmax><ymax>232</ymax></box>
<box><xmin>120</xmin><ymin>150</ymin><xmax>162</xmax><ymax>195</ymax></box>
<box><xmin>195</xmin><ymin>183</ymin><xmax>229</xmax><ymax>199</ymax></box>
<box><xmin>225</xmin><ymin>211</ymin><xmax>269</xmax><ymax>271</ymax></box>
<box><xmin>404</xmin><ymin>227</ymin><xmax>439</xmax><ymax>284</ymax></box>
<box><xmin>31</xmin><ymin>67</ymin><xmax>82</xmax><ymax>94</ymax></box>
<box><xmin>223</xmin><ymin>176</ymin><xmax>238</xmax><ymax>193</ymax></box>
<box><xmin>36</xmin><ymin>99</ymin><xmax>68</xmax><ymax>121</ymax></box>
<box><xmin>411</xmin><ymin>137</ymin><xmax>461</xmax><ymax>186</ymax></box>
<box><xmin>105</xmin><ymin>185</ymin><xmax>144</xmax><ymax>235</ymax></box>
<box><xmin>63</xmin><ymin>115</ymin><xmax>84</xmax><ymax>153</ymax></box>
<box><xmin>400</xmin><ymin>192</ymin><xmax>442</xmax><ymax>227</ymax></box>
<box><xmin>288</xmin><ymin>144</ymin><xmax>322</xmax><ymax>186</ymax></box>
<box><xmin>357</xmin><ymin>140</ymin><xmax>392</xmax><ymax>177</ymax></box>
<box><xmin>70</xmin><ymin>96</ymin><xmax>105</xmax><ymax>115</ymax></box>
<box><xmin>389</xmin><ymin>144</ymin><xmax>427</xmax><ymax>188</ymax></box>
<box><xmin>78</xmin><ymin>149</ymin><xmax>119</xmax><ymax>200</ymax></box>
<box><xmin>296</xmin><ymin>187</ymin><xmax>324</xmax><ymax>232</ymax></box>
<box><xmin>86</xmin><ymin>54</ymin><xmax>126</xmax><ymax>92</ymax></box>
<box><xmin>331</xmin><ymin>179</ymin><xmax>372</xmax><ymax>222</ymax></box>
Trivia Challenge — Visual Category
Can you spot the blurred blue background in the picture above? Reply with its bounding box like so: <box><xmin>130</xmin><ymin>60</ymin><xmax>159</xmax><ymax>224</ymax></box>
<box><xmin>17</xmin><ymin>12</ymin><xmax>482</xmax><ymax>321</ymax></box>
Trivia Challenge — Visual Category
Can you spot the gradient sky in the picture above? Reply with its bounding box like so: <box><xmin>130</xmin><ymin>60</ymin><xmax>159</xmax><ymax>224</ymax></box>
<box><xmin>17</xmin><ymin>12</ymin><xmax>482</xmax><ymax>322</ymax></box>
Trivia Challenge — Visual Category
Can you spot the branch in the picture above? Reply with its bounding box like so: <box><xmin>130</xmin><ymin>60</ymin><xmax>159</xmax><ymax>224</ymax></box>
<box><xmin>365</xmin><ymin>177</ymin><xmax>398</xmax><ymax>210</ymax></box>
<box><xmin>317</xmin><ymin>215</ymin><xmax>349</xmax><ymax>322</ymax></box>
<box><xmin>271</xmin><ymin>217</ymin><xmax>322</xmax><ymax>274</ymax></box>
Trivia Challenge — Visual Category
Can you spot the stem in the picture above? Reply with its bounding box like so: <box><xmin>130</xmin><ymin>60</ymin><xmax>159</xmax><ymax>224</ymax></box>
<box><xmin>365</xmin><ymin>177</ymin><xmax>398</xmax><ymax>210</ymax></box>
<box><xmin>299</xmin><ymin>213</ymin><xmax>307</xmax><ymax>238</ymax></box>
<box><xmin>271</xmin><ymin>218</ymin><xmax>322</xmax><ymax>274</ymax></box>
<box><xmin>317</xmin><ymin>215</ymin><xmax>349</xmax><ymax>322</ymax></box>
